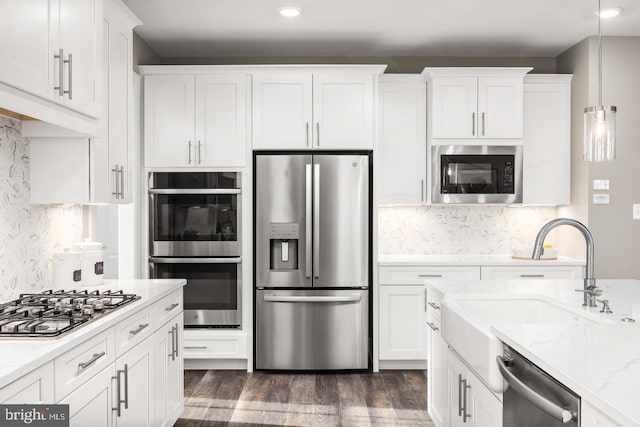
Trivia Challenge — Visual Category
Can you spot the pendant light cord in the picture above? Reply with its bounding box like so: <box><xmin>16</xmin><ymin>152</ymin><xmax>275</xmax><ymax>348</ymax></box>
<box><xmin>598</xmin><ymin>0</ymin><xmax>603</xmax><ymax>105</ymax></box>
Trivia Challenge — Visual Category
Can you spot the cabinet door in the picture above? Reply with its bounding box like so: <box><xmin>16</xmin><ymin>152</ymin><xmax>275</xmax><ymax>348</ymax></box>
<box><xmin>0</xmin><ymin>362</ymin><xmax>54</xmax><ymax>404</ymax></box>
<box><xmin>430</xmin><ymin>77</ymin><xmax>478</xmax><ymax>139</ymax></box>
<box><xmin>379</xmin><ymin>80</ymin><xmax>427</xmax><ymax>204</ymax></box>
<box><xmin>114</xmin><ymin>336</ymin><xmax>154</xmax><ymax>427</ymax></box>
<box><xmin>523</xmin><ymin>80</ymin><xmax>570</xmax><ymax>205</ymax></box>
<box><xmin>0</xmin><ymin>0</ymin><xmax>52</xmax><ymax>99</ymax></box>
<box><xmin>379</xmin><ymin>285</ymin><xmax>427</xmax><ymax>360</ymax></box>
<box><xmin>477</xmin><ymin>77</ymin><xmax>523</xmax><ymax>139</ymax></box>
<box><xmin>313</xmin><ymin>72</ymin><xmax>374</xmax><ymax>149</ymax></box>
<box><xmin>55</xmin><ymin>0</ymin><xmax>101</xmax><ymax>117</ymax></box>
<box><xmin>144</xmin><ymin>75</ymin><xmax>195</xmax><ymax>167</ymax></box>
<box><xmin>427</xmin><ymin>318</ymin><xmax>447</xmax><ymax>427</ymax></box>
<box><xmin>58</xmin><ymin>364</ymin><xmax>114</xmax><ymax>427</ymax></box>
<box><xmin>154</xmin><ymin>314</ymin><xmax>184</xmax><ymax>427</ymax></box>
<box><xmin>196</xmin><ymin>74</ymin><xmax>247</xmax><ymax>167</ymax></box>
<box><xmin>252</xmin><ymin>72</ymin><xmax>312</xmax><ymax>149</ymax></box>
<box><xmin>582</xmin><ymin>400</ymin><xmax>621</xmax><ymax>427</ymax></box>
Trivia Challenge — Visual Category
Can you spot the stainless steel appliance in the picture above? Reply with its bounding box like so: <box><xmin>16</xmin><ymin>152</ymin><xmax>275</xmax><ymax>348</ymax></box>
<box><xmin>498</xmin><ymin>345</ymin><xmax>580</xmax><ymax>426</ymax></box>
<box><xmin>254</xmin><ymin>152</ymin><xmax>371</xmax><ymax>371</ymax></box>
<box><xmin>0</xmin><ymin>289</ymin><xmax>140</xmax><ymax>338</ymax></box>
<box><xmin>148</xmin><ymin>172</ymin><xmax>242</xmax><ymax>328</ymax></box>
<box><xmin>432</xmin><ymin>145</ymin><xmax>522</xmax><ymax>204</ymax></box>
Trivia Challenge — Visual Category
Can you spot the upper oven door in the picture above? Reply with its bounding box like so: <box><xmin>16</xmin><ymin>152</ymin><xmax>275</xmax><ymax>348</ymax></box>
<box><xmin>432</xmin><ymin>145</ymin><xmax>522</xmax><ymax>204</ymax></box>
<box><xmin>149</xmin><ymin>172</ymin><xmax>241</xmax><ymax>257</ymax></box>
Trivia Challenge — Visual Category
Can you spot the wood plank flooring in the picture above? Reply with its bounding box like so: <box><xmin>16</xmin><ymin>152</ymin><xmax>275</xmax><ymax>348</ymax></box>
<box><xmin>176</xmin><ymin>370</ymin><xmax>433</xmax><ymax>427</ymax></box>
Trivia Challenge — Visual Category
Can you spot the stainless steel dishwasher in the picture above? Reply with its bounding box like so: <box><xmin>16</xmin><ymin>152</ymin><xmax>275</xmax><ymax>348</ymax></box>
<box><xmin>497</xmin><ymin>345</ymin><xmax>580</xmax><ymax>426</ymax></box>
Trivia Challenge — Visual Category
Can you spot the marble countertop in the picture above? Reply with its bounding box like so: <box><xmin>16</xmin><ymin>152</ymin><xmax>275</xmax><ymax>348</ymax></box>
<box><xmin>426</xmin><ymin>278</ymin><xmax>640</xmax><ymax>426</ymax></box>
<box><xmin>0</xmin><ymin>279</ymin><xmax>186</xmax><ymax>390</ymax></box>
<box><xmin>379</xmin><ymin>254</ymin><xmax>584</xmax><ymax>266</ymax></box>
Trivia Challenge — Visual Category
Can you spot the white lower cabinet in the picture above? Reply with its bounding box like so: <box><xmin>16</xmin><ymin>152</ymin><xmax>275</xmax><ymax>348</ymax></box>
<box><xmin>446</xmin><ymin>347</ymin><xmax>502</xmax><ymax>427</ymax></box>
<box><xmin>154</xmin><ymin>313</ymin><xmax>184</xmax><ymax>427</ymax></box>
<box><xmin>426</xmin><ymin>315</ymin><xmax>447</xmax><ymax>427</ymax></box>
<box><xmin>0</xmin><ymin>362</ymin><xmax>54</xmax><ymax>404</ymax></box>
<box><xmin>379</xmin><ymin>285</ymin><xmax>427</xmax><ymax>360</ymax></box>
<box><xmin>582</xmin><ymin>400</ymin><xmax>621</xmax><ymax>427</ymax></box>
<box><xmin>114</xmin><ymin>336</ymin><xmax>154</xmax><ymax>427</ymax></box>
<box><xmin>58</xmin><ymin>364</ymin><xmax>115</xmax><ymax>427</ymax></box>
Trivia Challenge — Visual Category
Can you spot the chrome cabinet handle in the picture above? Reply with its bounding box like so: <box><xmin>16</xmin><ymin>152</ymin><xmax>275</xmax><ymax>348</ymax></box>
<box><xmin>520</xmin><ymin>274</ymin><xmax>545</xmax><ymax>278</ymax></box>
<box><xmin>316</xmin><ymin>122</ymin><xmax>320</xmax><ymax>146</ymax></box>
<box><xmin>173</xmin><ymin>323</ymin><xmax>179</xmax><ymax>358</ymax></box>
<box><xmin>165</xmin><ymin>302</ymin><xmax>179</xmax><ymax>312</ymax></box>
<box><xmin>471</xmin><ymin>112</ymin><xmax>475</xmax><ymax>136</ymax></box>
<box><xmin>64</xmin><ymin>53</ymin><xmax>72</xmax><ymax>99</ymax></box>
<box><xmin>306</xmin><ymin>122</ymin><xmax>310</xmax><ymax>146</ymax></box>
<box><xmin>77</xmin><ymin>351</ymin><xmax>106</xmax><ymax>373</ymax></box>
<box><xmin>112</xmin><ymin>165</ymin><xmax>119</xmax><ymax>198</ymax></box>
<box><xmin>184</xmin><ymin>346</ymin><xmax>207</xmax><ymax>350</ymax></box>
<box><xmin>481</xmin><ymin>112</ymin><xmax>485</xmax><ymax>136</ymax></box>
<box><xmin>421</xmin><ymin>180</ymin><xmax>424</xmax><ymax>202</ymax></box>
<box><xmin>462</xmin><ymin>379</ymin><xmax>471</xmax><ymax>422</ymax></box>
<box><xmin>122</xmin><ymin>364</ymin><xmax>129</xmax><ymax>410</ymax></box>
<box><xmin>168</xmin><ymin>326</ymin><xmax>175</xmax><ymax>361</ymax></box>
<box><xmin>497</xmin><ymin>356</ymin><xmax>577</xmax><ymax>423</ymax></box>
<box><xmin>419</xmin><ymin>274</ymin><xmax>442</xmax><ymax>278</ymax></box>
<box><xmin>426</xmin><ymin>322</ymin><xmax>439</xmax><ymax>331</ymax></box>
<box><xmin>198</xmin><ymin>140</ymin><xmax>202</xmax><ymax>164</ymax></box>
<box><xmin>129</xmin><ymin>323</ymin><xmax>149</xmax><ymax>336</ymax></box>
<box><xmin>428</xmin><ymin>302</ymin><xmax>440</xmax><ymax>310</ymax></box>
<box><xmin>458</xmin><ymin>374</ymin><xmax>463</xmax><ymax>416</ymax></box>
<box><xmin>188</xmin><ymin>141</ymin><xmax>192</xmax><ymax>164</ymax></box>
<box><xmin>119</xmin><ymin>166</ymin><xmax>124</xmax><ymax>199</ymax></box>
<box><xmin>54</xmin><ymin>49</ymin><xmax>64</xmax><ymax>96</ymax></box>
<box><xmin>424</xmin><ymin>288</ymin><xmax>427</xmax><ymax>312</ymax></box>
<box><xmin>305</xmin><ymin>164</ymin><xmax>312</xmax><ymax>278</ymax></box>
<box><xmin>313</xmin><ymin>163</ymin><xmax>320</xmax><ymax>278</ymax></box>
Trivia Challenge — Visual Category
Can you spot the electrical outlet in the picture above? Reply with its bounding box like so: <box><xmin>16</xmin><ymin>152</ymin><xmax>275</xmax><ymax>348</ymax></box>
<box><xmin>592</xmin><ymin>194</ymin><xmax>610</xmax><ymax>205</ymax></box>
<box><xmin>633</xmin><ymin>204</ymin><xmax>640</xmax><ymax>220</ymax></box>
<box><xmin>593</xmin><ymin>179</ymin><xmax>610</xmax><ymax>190</ymax></box>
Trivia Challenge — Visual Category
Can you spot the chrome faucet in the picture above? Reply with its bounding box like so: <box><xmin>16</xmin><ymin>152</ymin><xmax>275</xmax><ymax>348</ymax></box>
<box><xmin>532</xmin><ymin>218</ymin><xmax>600</xmax><ymax>307</ymax></box>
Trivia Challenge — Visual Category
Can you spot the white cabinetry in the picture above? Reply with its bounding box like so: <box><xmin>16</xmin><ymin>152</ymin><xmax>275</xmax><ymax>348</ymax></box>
<box><xmin>426</xmin><ymin>290</ymin><xmax>447</xmax><ymax>427</ymax></box>
<box><xmin>582</xmin><ymin>400</ymin><xmax>622</xmax><ymax>427</ymax></box>
<box><xmin>0</xmin><ymin>362</ymin><xmax>54</xmax><ymax>404</ymax></box>
<box><xmin>58</xmin><ymin>364</ymin><xmax>115</xmax><ymax>427</ymax></box>
<box><xmin>423</xmin><ymin>68</ymin><xmax>531</xmax><ymax>143</ymax></box>
<box><xmin>114</xmin><ymin>336</ymin><xmax>154</xmax><ymax>427</ymax></box>
<box><xmin>144</xmin><ymin>73</ymin><xmax>248</xmax><ymax>167</ymax></box>
<box><xmin>252</xmin><ymin>67</ymin><xmax>385</xmax><ymax>150</ymax></box>
<box><xmin>480</xmin><ymin>265</ymin><xmax>583</xmax><ymax>280</ymax></box>
<box><xmin>447</xmin><ymin>347</ymin><xmax>502</xmax><ymax>427</ymax></box>
<box><xmin>379</xmin><ymin>285</ymin><xmax>427</xmax><ymax>360</ymax></box>
<box><xmin>378</xmin><ymin>75</ymin><xmax>427</xmax><ymax>204</ymax></box>
<box><xmin>154</xmin><ymin>314</ymin><xmax>184</xmax><ymax>427</ymax></box>
<box><xmin>523</xmin><ymin>75</ymin><xmax>572</xmax><ymax>205</ymax></box>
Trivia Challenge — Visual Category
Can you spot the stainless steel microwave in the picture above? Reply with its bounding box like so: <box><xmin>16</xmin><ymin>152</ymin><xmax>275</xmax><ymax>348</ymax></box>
<box><xmin>432</xmin><ymin>145</ymin><xmax>522</xmax><ymax>204</ymax></box>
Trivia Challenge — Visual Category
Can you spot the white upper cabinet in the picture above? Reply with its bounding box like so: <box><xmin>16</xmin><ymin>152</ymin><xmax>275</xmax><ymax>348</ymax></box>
<box><xmin>252</xmin><ymin>66</ymin><xmax>385</xmax><ymax>150</ymax></box>
<box><xmin>378</xmin><ymin>75</ymin><xmax>427</xmax><ymax>204</ymax></box>
<box><xmin>522</xmin><ymin>75</ymin><xmax>572</xmax><ymax>205</ymax></box>
<box><xmin>423</xmin><ymin>68</ymin><xmax>531</xmax><ymax>143</ymax></box>
<box><xmin>144</xmin><ymin>72</ymin><xmax>248</xmax><ymax>167</ymax></box>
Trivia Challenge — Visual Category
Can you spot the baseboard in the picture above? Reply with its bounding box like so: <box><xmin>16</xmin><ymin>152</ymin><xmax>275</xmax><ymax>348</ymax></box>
<box><xmin>378</xmin><ymin>360</ymin><xmax>427</xmax><ymax>370</ymax></box>
<box><xmin>184</xmin><ymin>359</ymin><xmax>248</xmax><ymax>370</ymax></box>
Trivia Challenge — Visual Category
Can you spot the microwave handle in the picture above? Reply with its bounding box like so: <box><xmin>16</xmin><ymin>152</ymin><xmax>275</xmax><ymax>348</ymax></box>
<box><xmin>149</xmin><ymin>257</ymin><xmax>242</xmax><ymax>264</ymax></box>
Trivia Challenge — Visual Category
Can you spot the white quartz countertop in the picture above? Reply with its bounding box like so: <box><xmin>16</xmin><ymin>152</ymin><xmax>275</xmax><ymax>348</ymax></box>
<box><xmin>379</xmin><ymin>254</ymin><xmax>584</xmax><ymax>266</ymax></box>
<box><xmin>0</xmin><ymin>279</ymin><xmax>186</xmax><ymax>390</ymax></box>
<box><xmin>426</xmin><ymin>278</ymin><xmax>640</xmax><ymax>426</ymax></box>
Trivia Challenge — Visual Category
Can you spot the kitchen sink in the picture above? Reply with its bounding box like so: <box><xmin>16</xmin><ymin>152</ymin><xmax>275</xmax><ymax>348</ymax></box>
<box><xmin>441</xmin><ymin>296</ymin><xmax>612</xmax><ymax>393</ymax></box>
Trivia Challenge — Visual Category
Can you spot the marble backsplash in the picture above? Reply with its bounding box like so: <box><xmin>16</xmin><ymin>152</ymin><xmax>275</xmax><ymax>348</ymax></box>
<box><xmin>378</xmin><ymin>205</ymin><xmax>559</xmax><ymax>255</ymax></box>
<box><xmin>0</xmin><ymin>116</ymin><xmax>83</xmax><ymax>301</ymax></box>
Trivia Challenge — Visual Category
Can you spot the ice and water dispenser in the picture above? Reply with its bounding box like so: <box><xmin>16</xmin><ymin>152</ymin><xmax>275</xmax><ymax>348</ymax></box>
<box><xmin>269</xmin><ymin>223</ymin><xmax>299</xmax><ymax>270</ymax></box>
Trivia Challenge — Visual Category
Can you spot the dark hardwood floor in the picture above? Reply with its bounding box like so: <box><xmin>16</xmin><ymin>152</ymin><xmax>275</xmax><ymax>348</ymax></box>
<box><xmin>175</xmin><ymin>370</ymin><xmax>433</xmax><ymax>426</ymax></box>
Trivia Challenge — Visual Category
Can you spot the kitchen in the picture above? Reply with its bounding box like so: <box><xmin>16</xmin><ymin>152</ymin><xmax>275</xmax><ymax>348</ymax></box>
<box><xmin>1</xmin><ymin>0</ymin><xmax>640</xmax><ymax>426</ymax></box>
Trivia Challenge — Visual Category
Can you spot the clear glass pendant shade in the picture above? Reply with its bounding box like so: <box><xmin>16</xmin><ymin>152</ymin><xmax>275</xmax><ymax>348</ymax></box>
<box><xmin>584</xmin><ymin>105</ymin><xmax>616</xmax><ymax>161</ymax></box>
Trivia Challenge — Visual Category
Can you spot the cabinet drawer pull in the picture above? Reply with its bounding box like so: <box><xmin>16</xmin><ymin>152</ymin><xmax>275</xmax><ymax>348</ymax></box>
<box><xmin>520</xmin><ymin>274</ymin><xmax>545</xmax><ymax>278</ymax></box>
<box><xmin>184</xmin><ymin>346</ymin><xmax>207</xmax><ymax>350</ymax></box>
<box><xmin>481</xmin><ymin>112</ymin><xmax>485</xmax><ymax>136</ymax></box>
<box><xmin>188</xmin><ymin>141</ymin><xmax>192</xmax><ymax>164</ymax></box>
<box><xmin>458</xmin><ymin>374</ymin><xmax>463</xmax><ymax>416</ymax></box>
<box><xmin>64</xmin><ymin>53</ymin><xmax>73</xmax><ymax>99</ymax></box>
<box><xmin>165</xmin><ymin>302</ymin><xmax>179</xmax><ymax>312</ymax></box>
<box><xmin>427</xmin><ymin>322</ymin><xmax>439</xmax><ymax>331</ymax></box>
<box><xmin>428</xmin><ymin>302</ymin><xmax>441</xmax><ymax>310</ymax></box>
<box><xmin>54</xmin><ymin>48</ymin><xmax>64</xmax><ymax>96</ymax></box>
<box><xmin>462</xmin><ymin>378</ymin><xmax>471</xmax><ymax>422</ymax></box>
<box><xmin>129</xmin><ymin>323</ymin><xmax>149</xmax><ymax>336</ymax></box>
<box><xmin>419</xmin><ymin>274</ymin><xmax>442</xmax><ymax>278</ymax></box>
<box><xmin>471</xmin><ymin>112</ymin><xmax>476</xmax><ymax>136</ymax></box>
<box><xmin>77</xmin><ymin>351</ymin><xmax>106</xmax><ymax>373</ymax></box>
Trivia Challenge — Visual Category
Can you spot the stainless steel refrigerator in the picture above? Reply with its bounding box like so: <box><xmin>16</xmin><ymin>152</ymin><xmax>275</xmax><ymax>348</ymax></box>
<box><xmin>254</xmin><ymin>152</ymin><xmax>371</xmax><ymax>370</ymax></box>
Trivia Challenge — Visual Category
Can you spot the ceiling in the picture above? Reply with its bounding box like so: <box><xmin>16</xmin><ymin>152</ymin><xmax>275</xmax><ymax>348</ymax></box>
<box><xmin>122</xmin><ymin>0</ymin><xmax>640</xmax><ymax>58</ymax></box>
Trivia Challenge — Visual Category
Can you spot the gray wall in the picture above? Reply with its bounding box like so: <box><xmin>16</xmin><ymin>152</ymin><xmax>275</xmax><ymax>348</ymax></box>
<box><xmin>557</xmin><ymin>36</ymin><xmax>640</xmax><ymax>278</ymax></box>
<box><xmin>133</xmin><ymin>32</ymin><xmax>161</xmax><ymax>73</ymax></box>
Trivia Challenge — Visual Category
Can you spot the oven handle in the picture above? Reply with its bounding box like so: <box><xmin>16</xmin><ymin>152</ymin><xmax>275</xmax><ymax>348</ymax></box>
<box><xmin>149</xmin><ymin>257</ymin><xmax>242</xmax><ymax>264</ymax></box>
<box><xmin>496</xmin><ymin>356</ymin><xmax>577</xmax><ymax>423</ymax></box>
<box><xmin>263</xmin><ymin>294</ymin><xmax>361</xmax><ymax>303</ymax></box>
<box><xmin>148</xmin><ymin>188</ymin><xmax>241</xmax><ymax>195</ymax></box>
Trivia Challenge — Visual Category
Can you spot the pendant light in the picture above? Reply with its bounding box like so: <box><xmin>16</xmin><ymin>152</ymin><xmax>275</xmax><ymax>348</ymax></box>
<box><xmin>584</xmin><ymin>0</ymin><xmax>617</xmax><ymax>161</ymax></box>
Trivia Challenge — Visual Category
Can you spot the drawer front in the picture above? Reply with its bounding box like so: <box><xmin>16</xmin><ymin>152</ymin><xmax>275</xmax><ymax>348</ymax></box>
<box><xmin>154</xmin><ymin>290</ymin><xmax>183</xmax><ymax>328</ymax></box>
<box><xmin>481</xmin><ymin>266</ymin><xmax>583</xmax><ymax>280</ymax></box>
<box><xmin>54</xmin><ymin>327</ymin><xmax>116</xmax><ymax>401</ymax></box>
<box><xmin>183</xmin><ymin>336</ymin><xmax>247</xmax><ymax>360</ymax></box>
<box><xmin>379</xmin><ymin>266</ymin><xmax>481</xmax><ymax>284</ymax></box>
<box><xmin>115</xmin><ymin>305</ymin><xmax>153</xmax><ymax>357</ymax></box>
<box><xmin>426</xmin><ymin>288</ymin><xmax>443</xmax><ymax>322</ymax></box>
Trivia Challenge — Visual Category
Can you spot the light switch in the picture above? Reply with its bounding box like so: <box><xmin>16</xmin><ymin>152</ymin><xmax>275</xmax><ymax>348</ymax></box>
<box><xmin>593</xmin><ymin>179</ymin><xmax>610</xmax><ymax>190</ymax></box>
<box><xmin>633</xmin><ymin>204</ymin><xmax>640</xmax><ymax>220</ymax></box>
<box><xmin>592</xmin><ymin>194</ymin><xmax>610</xmax><ymax>205</ymax></box>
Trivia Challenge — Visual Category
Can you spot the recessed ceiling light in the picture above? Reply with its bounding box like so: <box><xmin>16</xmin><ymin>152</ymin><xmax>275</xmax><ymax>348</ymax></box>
<box><xmin>599</xmin><ymin>7</ymin><xmax>623</xmax><ymax>18</ymax></box>
<box><xmin>279</xmin><ymin>7</ymin><xmax>301</xmax><ymax>17</ymax></box>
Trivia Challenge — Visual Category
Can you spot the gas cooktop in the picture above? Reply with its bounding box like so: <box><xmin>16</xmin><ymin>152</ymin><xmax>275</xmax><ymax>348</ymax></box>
<box><xmin>0</xmin><ymin>289</ymin><xmax>140</xmax><ymax>338</ymax></box>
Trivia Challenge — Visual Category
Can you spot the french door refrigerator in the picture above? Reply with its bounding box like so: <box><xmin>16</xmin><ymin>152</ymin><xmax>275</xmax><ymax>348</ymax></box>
<box><xmin>254</xmin><ymin>152</ymin><xmax>371</xmax><ymax>370</ymax></box>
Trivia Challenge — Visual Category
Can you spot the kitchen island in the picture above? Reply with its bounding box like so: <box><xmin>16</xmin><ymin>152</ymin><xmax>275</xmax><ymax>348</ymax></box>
<box><xmin>426</xmin><ymin>278</ymin><xmax>640</xmax><ymax>427</ymax></box>
<box><xmin>0</xmin><ymin>279</ymin><xmax>186</xmax><ymax>426</ymax></box>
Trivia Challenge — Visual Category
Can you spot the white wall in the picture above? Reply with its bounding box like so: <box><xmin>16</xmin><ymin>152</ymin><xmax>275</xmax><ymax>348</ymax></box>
<box><xmin>0</xmin><ymin>116</ymin><xmax>83</xmax><ymax>301</ymax></box>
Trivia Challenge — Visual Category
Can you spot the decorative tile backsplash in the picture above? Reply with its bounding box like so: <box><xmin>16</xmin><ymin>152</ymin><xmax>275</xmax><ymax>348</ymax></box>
<box><xmin>0</xmin><ymin>116</ymin><xmax>83</xmax><ymax>301</ymax></box>
<box><xmin>378</xmin><ymin>205</ymin><xmax>559</xmax><ymax>255</ymax></box>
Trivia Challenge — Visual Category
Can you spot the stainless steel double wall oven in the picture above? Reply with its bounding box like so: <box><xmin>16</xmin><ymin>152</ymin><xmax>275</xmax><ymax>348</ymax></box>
<box><xmin>149</xmin><ymin>172</ymin><xmax>242</xmax><ymax>327</ymax></box>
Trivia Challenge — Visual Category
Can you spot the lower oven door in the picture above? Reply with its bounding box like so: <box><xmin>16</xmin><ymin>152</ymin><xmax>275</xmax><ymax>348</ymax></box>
<box><xmin>150</xmin><ymin>257</ymin><xmax>241</xmax><ymax>327</ymax></box>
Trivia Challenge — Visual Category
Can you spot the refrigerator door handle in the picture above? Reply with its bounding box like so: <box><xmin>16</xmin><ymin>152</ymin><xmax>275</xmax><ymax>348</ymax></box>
<box><xmin>313</xmin><ymin>163</ymin><xmax>320</xmax><ymax>278</ymax></box>
<box><xmin>305</xmin><ymin>164</ymin><xmax>312</xmax><ymax>278</ymax></box>
<box><xmin>263</xmin><ymin>294</ymin><xmax>362</xmax><ymax>303</ymax></box>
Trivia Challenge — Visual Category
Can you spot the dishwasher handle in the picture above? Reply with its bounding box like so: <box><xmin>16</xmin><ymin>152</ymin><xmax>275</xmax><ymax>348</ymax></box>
<box><xmin>497</xmin><ymin>356</ymin><xmax>577</xmax><ymax>423</ymax></box>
